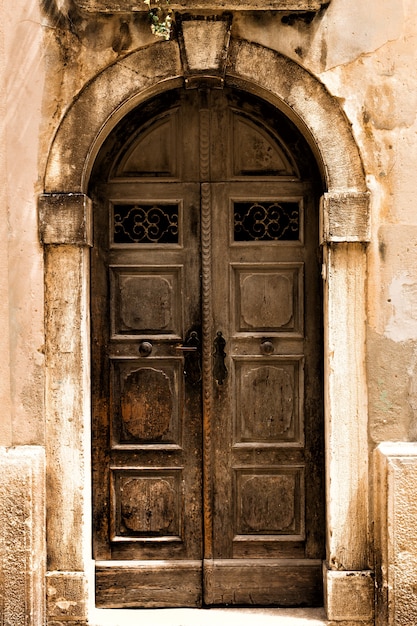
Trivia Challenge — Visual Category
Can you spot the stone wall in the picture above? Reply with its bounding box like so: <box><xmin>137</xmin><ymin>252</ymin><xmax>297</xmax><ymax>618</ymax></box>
<box><xmin>1</xmin><ymin>0</ymin><xmax>417</xmax><ymax>624</ymax></box>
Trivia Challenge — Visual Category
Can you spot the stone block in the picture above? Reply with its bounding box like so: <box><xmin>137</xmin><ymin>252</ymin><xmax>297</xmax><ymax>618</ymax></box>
<box><xmin>374</xmin><ymin>442</ymin><xmax>417</xmax><ymax>626</ymax></box>
<box><xmin>38</xmin><ymin>193</ymin><xmax>93</xmax><ymax>246</ymax></box>
<box><xmin>48</xmin><ymin>622</ymin><xmax>87</xmax><ymax>626</ymax></box>
<box><xmin>74</xmin><ymin>1</ymin><xmax>325</xmax><ymax>13</ymax></box>
<box><xmin>0</xmin><ymin>446</ymin><xmax>45</xmax><ymax>626</ymax></box>
<box><xmin>47</xmin><ymin>572</ymin><xmax>88</xmax><ymax>622</ymax></box>
<box><xmin>178</xmin><ymin>15</ymin><xmax>232</xmax><ymax>88</ymax></box>
<box><xmin>323</xmin><ymin>563</ymin><xmax>374</xmax><ymax>622</ymax></box>
<box><xmin>321</xmin><ymin>192</ymin><xmax>370</xmax><ymax>243</ymax></box>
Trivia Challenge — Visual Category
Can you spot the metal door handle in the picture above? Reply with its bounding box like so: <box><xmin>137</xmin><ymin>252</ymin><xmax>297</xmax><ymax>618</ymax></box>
<box><xmin>213</xmin><ymin>331</ymin><xmax>228</xmax><ymax>385</ymax></box>
<box><xmin>179</xmin><ymin>331</ymin><xmax>201</xmax><ymax>385</ymax></box>
<box><xmin>138</xmin><ymin>341</ymin><xmax>153</xmax><ymax>356</ymax></box>
<box><xmin>260</xmin><ymin>339</ymin><xmax>274</xmax><ymax>355</ymax></box>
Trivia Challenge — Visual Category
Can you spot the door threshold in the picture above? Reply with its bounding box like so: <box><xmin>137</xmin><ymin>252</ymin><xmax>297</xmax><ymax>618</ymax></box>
<box><xmin>89</xmin><ymin>607</ymin><xmax>327</xmax><ymax>626</ymax></box>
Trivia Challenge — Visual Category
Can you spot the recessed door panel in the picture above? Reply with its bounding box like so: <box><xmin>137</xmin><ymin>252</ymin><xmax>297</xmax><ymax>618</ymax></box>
<box><xmin>110</xmin><ymin>266</ymin><xmax>183</xmax><ymax>337</ymax></box>
<box><xmin>233</xmin><ymin>264</ymin><xmax>303</xmax><ymax>335</ymax></box>
<box><xmin>111</xmin><ymin>359</ymin><xmax>183</xmax><ymax>446</ymax></box>
<box><xmin>234</xmin><ymin>357</ymin><xmax>303</xmax><ymax>445</ymax></box>
<box><xmin>235</xmin><ymin>467</ymin><xmax>305</xmax><ymax>536</ymax></box>
<box><xmin>91</xmin><ymin>88</ymin><xmax>324</xmax><ymax>608</ymax></box>
<box><xmin>111</xmin><ymin>468</ymin><xmax>182</xmax><ymax>539</ymax></box>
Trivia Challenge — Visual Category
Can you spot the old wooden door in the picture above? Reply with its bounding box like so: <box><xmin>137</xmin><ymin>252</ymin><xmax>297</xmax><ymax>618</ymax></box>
<box><xmin>91</xmin><ymin>88</ymin><xmax>324</xmax><ymax>608</ymax></box>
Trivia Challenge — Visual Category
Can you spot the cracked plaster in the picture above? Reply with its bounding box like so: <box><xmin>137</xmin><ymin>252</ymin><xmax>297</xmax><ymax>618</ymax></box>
<box><xmin>2</xmin><ymin>0</ymin><xmax>417</xmax><ymax>621</ymax></box>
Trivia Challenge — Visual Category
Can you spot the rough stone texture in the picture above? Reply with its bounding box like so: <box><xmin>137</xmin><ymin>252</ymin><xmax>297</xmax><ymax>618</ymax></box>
<box><xmin>2</xmin><ymin>0</ymin><xmax>417</xmax><ymax>622</ymax></box>
<box><xmin>44</xmin><ymin>245</ymin><xmax>91</xmax><ymax>573</ymax></box>
<box><xmin>0</xmin><ymin>0</ymin><xmax>11</xmax><ymax>447</ymax></box>
<box><xmin>39</xmin><ymin>194</ymin><xmax>93</xmax><ymax>246</ymax></box>
<box><xmin>75</xmin><ymin>0</ymin><xmax>325</xmax><ymax>12</ymax></box>
<box><xmin>0</xmin><ymin>447</ymin><xmax>45</xmax><ymax>625</ymax></box>
<box><xmin>321</xmin><ymin>192</ymin><xmax>370</xmax><ymax>243</ymax></box>
<box><xmin>323</xmin><ymin>564</ymin><xmax>374</xmax><ymax>622</ymax></box>
<box><xmin>44</xmin><ymin>39</ymin><xmax>365</xmax><ymax>194</ymax></box>
<box><xmin>178</xmin><ymin>15</ymin><xmax>232</xmax><ymax>87</ymax></box>
<box><xmin>182</xmin><ymin>21</ymin><xmax>228</xmax><ymax>71</ymax></box>
<box><xmin>374</xmin><ymin>443</ymin><xmax>417</xmax><ymax>626</ymax></box>
<box><xmin>324</xmin><ymin>243</ymin><xmax>369</xmax><ymax>572</ymax></box>
<box><xmin>46</xmin><ymin>572</ymin><xmax>88</xmax><ymax>623</ymax></box>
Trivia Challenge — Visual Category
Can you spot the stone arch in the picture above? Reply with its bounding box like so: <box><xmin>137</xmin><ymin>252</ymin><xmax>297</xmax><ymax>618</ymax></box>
<box><xmin>39</xmin><ymin>37</ymin><xmax>372</xmax><ymax>623</ymax></box>
<box><xmin>44</xmin><ymin>38</ymin><xmax>366</xmax><ymax>196</ymax></box>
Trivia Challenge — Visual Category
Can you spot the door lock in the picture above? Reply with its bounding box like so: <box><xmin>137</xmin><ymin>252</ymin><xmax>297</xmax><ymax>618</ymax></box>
<box><xmin>177</xmin><ymin>331</ymin><xmax>201</xmax><ymax>385</ymax></box>
<box><xmin>213</xmin><ymin>331</ymin><xmax>228</xmax><ymax>385</ymax></box>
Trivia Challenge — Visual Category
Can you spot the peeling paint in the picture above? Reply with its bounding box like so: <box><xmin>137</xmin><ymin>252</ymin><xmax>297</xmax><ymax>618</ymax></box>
<box><xmin>385</xmin><ymin>273</ymin><xmax>417</xmax><ymax>342</ymax></box>
<box><xmin>407</xmin><ymin>345</ymin><xmax>417</xmax><ymax>440</ymax></box>
<box><xmin>318</xmin><ymin>0</ymin><xmax>404</xmax><ymax>71</ymax></box>
<box><xmin>2</xmin><ymin>0</ymin><xmax>417</xmax><ymax>621</ymax></box>
<box><xmin>377</xmin><ymin>379</ymin><xmax>393</xmax><ymax>414</ymax></box>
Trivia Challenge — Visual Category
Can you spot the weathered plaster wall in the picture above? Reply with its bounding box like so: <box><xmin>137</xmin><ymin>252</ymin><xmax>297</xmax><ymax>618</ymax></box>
<box><xmin>233</xmin><ymin>1</ymin><xmax>417</xmax><ymax>444</ymax></box>
<box><xmin>318</xmin><ymin>1</ymin><xmax>417</xmax><ymax>444</ymax></box>
<box><xmin>38</xmin><ymin>0</ymin><xmax>417</xmax><ymax>437</ymax></box>
<box><xmin>2</xmin><ymin>0</ymin><xmax>417</xmax><ymax>622</ymax></box>
<box><xmin>0</xmin><ymin>0</ymin><xmax>12</xmax><ymax>446</ymax></box>
<box><xmin>0</xmin><ymin>0</ymin><xmax>415</xmax><ymax>515</ymax></box>
<box><xmin>1</xmin><ymin>0</ymin><xmax>45</xmax><ymax>446</ymax></box>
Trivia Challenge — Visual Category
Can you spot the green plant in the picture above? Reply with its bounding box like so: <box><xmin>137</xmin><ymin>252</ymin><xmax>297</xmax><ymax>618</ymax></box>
<box><xmin>144</xmin><ymin>0</ymin><xmax>173</xmax><ymax>40</ymax></box>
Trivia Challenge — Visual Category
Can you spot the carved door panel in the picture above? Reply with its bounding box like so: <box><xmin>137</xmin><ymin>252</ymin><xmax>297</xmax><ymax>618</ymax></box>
<box><xmin>206</xmin><ymin>181</ymin><xmax>323</xmax><ymax>605</ymax></box>
<box><xmin>92</xmin><ymin>181</ymin><xmax>204</xmax><ymax>607</ymax></box>
<box><xmin>91</xmin><ymin>87</ymin><xmax>324</xmax><ymax>609</ymax></box>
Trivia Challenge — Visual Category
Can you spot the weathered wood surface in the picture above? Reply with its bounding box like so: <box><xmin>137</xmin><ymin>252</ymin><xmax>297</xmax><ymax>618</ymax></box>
<box><xmin>91</xmin><ymin>87</ymin><xmax>324</xmax><ymax>607</ymax></box>
<box><xmin>95</xmin><ymin>561</ymin><xmax>202</xmax><ymax>607</ymax></box>
<box><xmin>204</xmin><ymin>559</ymin><xmax>323</xmax><ymax>606</ymax></box>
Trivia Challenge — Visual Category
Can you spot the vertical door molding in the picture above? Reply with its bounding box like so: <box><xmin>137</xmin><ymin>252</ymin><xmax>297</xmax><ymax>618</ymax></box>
<box><xmin>38</xmin><ymin>193</ymin><xmax>92</xmax><ymax>624</ymax></box>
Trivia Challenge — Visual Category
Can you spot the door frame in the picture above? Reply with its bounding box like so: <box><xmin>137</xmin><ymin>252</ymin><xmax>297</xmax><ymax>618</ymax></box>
<box><xmin>39</xmin><ymin>36</ymin><xmax>373</xmax><ymax>624</ymax></box>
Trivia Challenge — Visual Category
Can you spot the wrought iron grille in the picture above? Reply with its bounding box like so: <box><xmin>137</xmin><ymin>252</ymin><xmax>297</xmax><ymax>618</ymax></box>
<box><xmin>234</xmin><ymin>201</ymin><xmax>300</xmax><ymax>242</ymax></box>
<box><xmin>113</xmin><ymin>203</ymin><xmax>179</xmax><ymax>244</ymax></box>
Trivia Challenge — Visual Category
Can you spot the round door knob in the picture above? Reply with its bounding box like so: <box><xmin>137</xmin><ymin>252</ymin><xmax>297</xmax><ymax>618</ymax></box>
<box><xmin>139</xmin><ymin>341</ymin><xmax>153</xmax><ymax>356</ymax></box>
<box><xmin>260</xmin><ymin>340</ymin><xmax>274</xmax><ymax>355</ymax></box>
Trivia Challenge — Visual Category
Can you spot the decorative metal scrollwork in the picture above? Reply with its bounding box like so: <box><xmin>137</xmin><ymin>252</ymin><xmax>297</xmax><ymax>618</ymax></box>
<box><xmin>234</xmin><ymin>201</ymin><xmax>300</xmax><ymax>242</ymax></box>
<box><xmin>113</xmin><ymin>203</ymin><xmax>179</xmax><ymax>244</ymax></box>
<box><xmin>213</xmin><ymin>331</ymin><xmax>228</xmax><ymax>385</ymax></box>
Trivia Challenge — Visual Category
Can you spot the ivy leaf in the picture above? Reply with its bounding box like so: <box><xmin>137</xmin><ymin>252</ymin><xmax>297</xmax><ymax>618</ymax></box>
<box><xmin>145</xmin><ymin>0</ymin><xmax>172</xmax><ymax>40</ymax></box>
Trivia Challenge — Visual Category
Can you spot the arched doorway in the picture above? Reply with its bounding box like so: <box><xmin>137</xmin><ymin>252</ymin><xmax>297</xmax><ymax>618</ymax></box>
<box><xmin>39</xmin><ymin>37</ymin><xmax>372</xmax><ymax>623</ymax></box>
<box><xmin>89</xmin><ymin>87</ymin><xmax>324</xmax><ymax>608</ymax></box>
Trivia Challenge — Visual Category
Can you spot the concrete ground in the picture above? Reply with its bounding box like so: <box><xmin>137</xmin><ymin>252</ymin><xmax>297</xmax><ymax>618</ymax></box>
<box><xmin>90</xmin><ymin>607</ymin><xmax>328</xmax><ymax>626</ymax></box>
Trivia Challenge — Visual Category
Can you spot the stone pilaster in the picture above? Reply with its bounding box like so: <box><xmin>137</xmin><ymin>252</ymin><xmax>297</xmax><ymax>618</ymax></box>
<box><xmin>39</xmin><ymin>193</ymin><xmax>92</xmax><ymax>625</ymax></box>
<box><xmin>0</xmin><ymin>447</ymin><xmax>45</xmax><ymax>626</ymax></box>
<box><xmin>374</xmin><ymin>442</ymin><xmax>417</xmax><ymax>626</ymax></box>
<box><xmin>321</xmin><ymin>190</ymin><xmax>372</xmax><ymax>623</ymax></box>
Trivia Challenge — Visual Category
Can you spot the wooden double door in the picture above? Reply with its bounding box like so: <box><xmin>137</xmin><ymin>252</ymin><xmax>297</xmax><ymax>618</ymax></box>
<box><xmin>91</xmin><ymin>88</ymin><xmax>324</xmax><ymax>608</ymax></box>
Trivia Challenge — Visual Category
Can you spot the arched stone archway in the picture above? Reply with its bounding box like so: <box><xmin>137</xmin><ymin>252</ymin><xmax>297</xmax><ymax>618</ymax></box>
<box><xmin>43</xmin><ymin>39</ymin><xmax>366</xmax><ymax>194</ymax></box>
<box><xmin>39</xmin><ymin>36</ymin><xmax>372</xmax><ymax>623</ymax></box>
